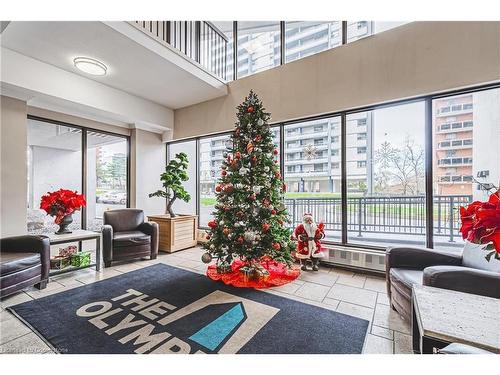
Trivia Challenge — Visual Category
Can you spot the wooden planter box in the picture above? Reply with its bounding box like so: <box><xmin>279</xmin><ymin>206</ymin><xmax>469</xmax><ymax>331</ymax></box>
<box><xmin>147</xmin><ymin>214</ymin><xmax>198</xmax><ymax>253</ymax></box>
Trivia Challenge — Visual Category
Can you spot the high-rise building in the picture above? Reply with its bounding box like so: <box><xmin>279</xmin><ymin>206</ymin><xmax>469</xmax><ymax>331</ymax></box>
<box><xmin>433</xmin><ymin>94</ymin><xmax>474</xmax><ymax>196</ymax></box>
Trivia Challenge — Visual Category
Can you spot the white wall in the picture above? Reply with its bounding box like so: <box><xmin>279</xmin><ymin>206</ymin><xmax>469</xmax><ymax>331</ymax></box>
<box><xmin>130</xmin><ymin>129</ymin><xmax>166</xmax><ymax>217</ymax></box>
<box><xmin>0</xmin><ymin>96</ymin><xmax>27</xmax><ymax>236</ymax></box>
<box><xmin>1</xmin><ymin>47</ymin><xmax>174</xmax><ymax>131</ymax></box>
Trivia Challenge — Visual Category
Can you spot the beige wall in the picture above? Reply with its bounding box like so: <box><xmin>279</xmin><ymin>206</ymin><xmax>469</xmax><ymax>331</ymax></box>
<box><xmin>174</xmin><ymin>21</ymin><xmax>500</xmax><ymax>139</ymax></box>
<box><xmin>130</xmin><ymin>129</ymin><xmax>166</xmax><ymax>217</ymax></box>
<box><xmin>0</xmin><ymin>96</ymin><xmax>28</xmax><ymax>236</ymax></box>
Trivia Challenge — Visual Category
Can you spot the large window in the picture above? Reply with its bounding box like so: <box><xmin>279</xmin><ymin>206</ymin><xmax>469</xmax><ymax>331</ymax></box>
<box><xmin>168</xmin><ymin>140</ymin><xmax>197</xmax><ymax>215</ymax></box>
<box><xmin>86</xmin><ymin>131</ymin><xmax>128</xmax><ymax>231</ymax></box>
<box><xmin>168</xmin><ymin>84</ymin><xmax>499</xmax><ymax>257</ymax></box>
<box><xmin>204</xmin><ymin>21</ymin><xmax>411</xmax><ymax>81</ymax></box>
<box><xmin>346</xmin><ymin>102</ymin><xmax>426</xmax><ymax>248</ymax></box>
<box><xmin>347</xmin><ymin>21</ymin><xmax>410</xmax><ymax>42</ymax></box>
<box><xmin>283</xmin><ymin>117</ymin><xmax>342</xmax><ymax>241</ymax></box>
<box><xmin>199</xmin><ymin>134</ymin><xmax>232</xmax><ymax>227</ymax></box>
<box><xmin>285</xmin><ymin>22</ymin><xmax>342</xmax><ymax>63</ymax></box>
<box><xmin>27</xmin><ymin>119</ymin><xmax>83</xmax><ymax>233</ymax></box>
<box><xmin>237</xmin><ymin>22</ymin><xmax>281</xmax><ymax>78</ymax></box>
<box><xmin>27</xmin><ymin>118</ymin><xmax>129</xmax><ymax>233</ymax></box>
<box><xmin>432</xmin><ymin>87</ymin><xmax>500</xmax><ymax>252</ymax></box>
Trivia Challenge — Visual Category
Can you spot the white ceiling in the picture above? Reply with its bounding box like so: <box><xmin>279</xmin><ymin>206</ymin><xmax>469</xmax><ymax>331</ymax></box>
<box><xmin>1</xmin><ymin>21</ymin><xmax>227</xmax><ymax>110</ymax></box>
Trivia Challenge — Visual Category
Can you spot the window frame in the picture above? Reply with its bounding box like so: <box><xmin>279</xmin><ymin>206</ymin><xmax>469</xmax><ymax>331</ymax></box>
<box><xmin>27</xmin><ymin>115</ymin><xmax>131</xmax><ymax>231</ymax></box>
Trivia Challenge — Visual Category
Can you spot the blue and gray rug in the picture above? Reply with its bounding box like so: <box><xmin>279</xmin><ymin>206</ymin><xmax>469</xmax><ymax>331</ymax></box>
<box><xmin>8</xmin><ymin>263</ymin><xmax>369</xmax><ymax>354</ymax></box>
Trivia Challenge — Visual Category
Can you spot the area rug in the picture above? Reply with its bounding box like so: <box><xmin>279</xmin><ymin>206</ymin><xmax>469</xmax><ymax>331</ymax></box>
<box><xmin>8</xmin><ymin>263</ymin><xmax>369</xmax><ymax>354</ymax></box>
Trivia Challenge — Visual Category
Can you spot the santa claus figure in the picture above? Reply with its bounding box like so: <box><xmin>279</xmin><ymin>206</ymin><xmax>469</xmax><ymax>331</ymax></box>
<box><xmin>293</xmin><ymin>213</ymin><xmax>326</xmax><ymax>271</ymax></box>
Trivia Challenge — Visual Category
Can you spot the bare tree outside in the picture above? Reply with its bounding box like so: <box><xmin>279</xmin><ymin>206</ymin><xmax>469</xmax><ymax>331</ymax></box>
<box><xmin>374</xmin><ymin>136</ymin><xmax>425</xmax><ymax>195</ymax></box>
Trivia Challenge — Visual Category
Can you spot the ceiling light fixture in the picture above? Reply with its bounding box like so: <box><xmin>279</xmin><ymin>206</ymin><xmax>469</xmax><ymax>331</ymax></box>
<box><xmin>73</xmin><ymin>57</ymin><xmax>107</xmax><ymax>76</ymax></box>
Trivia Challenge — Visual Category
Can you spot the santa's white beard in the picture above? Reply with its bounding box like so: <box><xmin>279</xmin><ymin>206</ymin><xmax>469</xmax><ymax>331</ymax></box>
<box><xmin>303</xmin><ymin>222</ymin><xmax>317</xmax><ymax>253</ymax></box>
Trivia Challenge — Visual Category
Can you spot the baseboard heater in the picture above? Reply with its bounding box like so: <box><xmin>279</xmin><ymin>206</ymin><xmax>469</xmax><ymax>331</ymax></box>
<box><xmin>322</xmin><ymin>245</ymin><xmax>386</xmax><ymax>274</ymax></box>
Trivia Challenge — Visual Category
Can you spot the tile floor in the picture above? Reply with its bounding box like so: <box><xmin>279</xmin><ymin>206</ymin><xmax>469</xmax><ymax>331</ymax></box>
<box><xmin>0</xmin><ymin>246</ymin><xmax>412</xmax><ymax>354</ymax></box>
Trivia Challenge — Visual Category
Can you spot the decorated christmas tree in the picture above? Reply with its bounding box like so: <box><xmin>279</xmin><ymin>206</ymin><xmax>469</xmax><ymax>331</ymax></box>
<box><xmin>202</xmin><ymin>91</ymin><xmax>296</xmax><ymax>283</ymax></box>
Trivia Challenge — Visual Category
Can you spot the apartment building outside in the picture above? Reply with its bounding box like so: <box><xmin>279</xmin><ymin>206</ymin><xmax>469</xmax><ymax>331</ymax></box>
<box><xmin>433</xmin><ymin>94</ymin><xmax>474</xmax><ymax>196</ymax></box>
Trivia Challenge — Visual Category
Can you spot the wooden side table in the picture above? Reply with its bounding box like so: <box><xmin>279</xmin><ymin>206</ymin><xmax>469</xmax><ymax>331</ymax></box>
<box><xmin>411</xmin><ymin>285</ymin><xmax>500</xmax><ymax>354</ymax></box>
<box><xmin>45</xmin><ymin>230</ymin><xmax>101</xmax><ymax>276</ymax></box>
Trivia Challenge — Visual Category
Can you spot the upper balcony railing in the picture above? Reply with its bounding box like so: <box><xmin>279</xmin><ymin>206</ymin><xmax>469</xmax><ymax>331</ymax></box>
<box><xmin>133</xmin><ymin>21</ymin><xmax>229</xmax><ymax>81</ymax></box>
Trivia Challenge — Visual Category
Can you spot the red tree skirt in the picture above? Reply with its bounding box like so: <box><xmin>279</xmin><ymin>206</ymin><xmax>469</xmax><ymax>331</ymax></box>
<box><xmin>206</xmin><ymin>257</ymin><xmax>300</xmax><ymax>289</ymax></box>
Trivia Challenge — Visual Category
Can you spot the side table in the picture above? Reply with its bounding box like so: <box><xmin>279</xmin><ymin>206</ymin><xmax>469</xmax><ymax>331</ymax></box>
<box><xmin>411</xmin><ymin>284</ymin><xmax>500</xmax><ymax>354</ymax></box>
<box><xmin>45</xmin><ymin>230</ymin><xmax>101</xmax><ymax>276</ymax></box>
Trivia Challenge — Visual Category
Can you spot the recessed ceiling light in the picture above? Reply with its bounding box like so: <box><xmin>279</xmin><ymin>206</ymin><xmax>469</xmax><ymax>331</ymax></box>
<box><xmin>73</xmin><ymin>57</ymin><xmax>107</xmax><ymax>76</ymax></box>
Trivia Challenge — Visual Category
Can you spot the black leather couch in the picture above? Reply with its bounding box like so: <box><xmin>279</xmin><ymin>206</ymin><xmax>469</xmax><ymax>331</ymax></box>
<box><xmin>102</xmin><ymin>209</ymin><xmax>159</xmax><ymax>268</ymax></box>
<box><xmin>386</xmin><ymin>246</ymin><xmax>500</xmax><ymax>320</ymax></box>
<box><xmin>0</xmin><ymin>235</ymin><xmax>50</xmax><ymax>298</ymax></box>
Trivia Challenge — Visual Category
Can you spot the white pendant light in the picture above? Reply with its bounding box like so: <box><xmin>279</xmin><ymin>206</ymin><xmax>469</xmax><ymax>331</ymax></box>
<box><xmin>73</xmin><ymin>57</ymin><xmax>107</xmax><ymax>76</ymax></box>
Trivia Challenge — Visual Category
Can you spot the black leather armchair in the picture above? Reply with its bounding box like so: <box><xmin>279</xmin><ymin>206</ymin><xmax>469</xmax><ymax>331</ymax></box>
<box><xmin>0</xmin><ymin>235</ymin><xmax>50</xmax><ymax>298</ymax></box>
<box><xmin>102</xmin><ymin>209</ymin><xmax>158</xmax><ymax>268</ymax></box>
<box><xmin>386</xmin><ymin>246</ymin><xmax>500</xmax><ymax>320</ymax></box>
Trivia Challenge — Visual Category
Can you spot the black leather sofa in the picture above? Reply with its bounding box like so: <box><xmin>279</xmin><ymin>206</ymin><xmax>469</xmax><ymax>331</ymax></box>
<box><xmin>0</xmin><ymin>235</ymin><xmax>50</xmax><ymax>298</ymax></box>
<box><xmin>102</xmin><ymin>209</ymin><xmax>159</xmax><ymax>268</ymax></box>
<box><xmin>386</xmin><ymin>246</ymin><xmax>500</xmax><ymax>320</ymax></box>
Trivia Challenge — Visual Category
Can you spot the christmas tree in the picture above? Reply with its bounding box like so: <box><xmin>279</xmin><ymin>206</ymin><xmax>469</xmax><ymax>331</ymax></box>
<box><xmin>203</xmin><ymin>90</ymin><xmax>295</xmax><ymax>276</ymax></box>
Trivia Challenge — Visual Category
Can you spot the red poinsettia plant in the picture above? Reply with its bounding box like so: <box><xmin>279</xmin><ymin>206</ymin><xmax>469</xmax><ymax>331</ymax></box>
<box><xmin>459</xmin><ymin>190</ymin><xmax>500</xmax><ymax>261</ymax></box>
<box><xmin>40</xmin><ymin>189</ymin><xmax>86</xmax><ymax>224</ymax></box>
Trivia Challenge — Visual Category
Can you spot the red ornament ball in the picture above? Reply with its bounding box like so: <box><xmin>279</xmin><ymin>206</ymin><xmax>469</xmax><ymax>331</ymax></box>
<box><xmin>272</xmin><ymin>242</ymin><xmax>281</xmax><ymax>250</ymax></box>
<box><xmin>255</xmin><ymin>135</ymin><xmax>262</xmax><ymax>142</ymax></box>
<box><xmin>247</xmin><ymin>106</ymin><xmax>254</xmax><ymax>113</ymax></box>
<box><xmin>271</xmin><ymin>209</ymin><xmax>277</xmax><ymax>215</ymax></box>
<box><xmin>208</xmin><ymin>220</ymin><xmax>217</xmax><ymax>229</ymax></box>
<box><xmin>262</xmin><ymin>223</ymin><xmax>270</xmax><ymax>233</ymax></box>
<box><xmin>215</xmin><ymin>185</ymin><xmax>222</xmax><ymax>193</ymax></box>
<box><xmin>221</xmin><ymin>170</ymin><xmax>227</xmax><ymax>176</ymax></box>
<box><xmin>273</xmin><ymin>149</ymin><xmax>278</xmax><ymax>155</ymax></box>
<box><xmin>275</xmin><ymin>171</ymin><xmax>281</xmax><ymax>178</ymax></box>
<box><xmin>237</xmin><ymin>236</ymin><xmax>244</xmax><ymax>244</ymax></box>
<box><xmin>235</xmin><ymin>151</ymin><xmax>241</xmax><ymax>159</ymax></box>
<box><xmin>223</xmin><ymin>227</ymin><xmax>230</xmax><ymax>236</ymax></box>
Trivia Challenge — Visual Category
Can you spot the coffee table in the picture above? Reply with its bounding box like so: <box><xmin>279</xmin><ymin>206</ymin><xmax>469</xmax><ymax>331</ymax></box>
<box><xmin>45</xmin><ymin>230</ymin><xmax>101</xmax><ymax>276</ymax></box>
<box><xmin>411</xmin><ymin>284</ymin><xmax>500</xmax><ymax>354</ymax></box>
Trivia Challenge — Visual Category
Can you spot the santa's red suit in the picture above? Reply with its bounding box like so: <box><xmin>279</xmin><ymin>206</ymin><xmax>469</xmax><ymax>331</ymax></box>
<box><xmin>294</xmin><ymin>217</ymin><xmax>326</xmax><ymax>260</ymax></box>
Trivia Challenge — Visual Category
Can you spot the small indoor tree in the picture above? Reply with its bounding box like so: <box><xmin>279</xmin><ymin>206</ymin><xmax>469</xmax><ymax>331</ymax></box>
<box><xmin>149</xmin><ymin>152</ymin><xmax>191</xmax><ymax>217</ymax></box>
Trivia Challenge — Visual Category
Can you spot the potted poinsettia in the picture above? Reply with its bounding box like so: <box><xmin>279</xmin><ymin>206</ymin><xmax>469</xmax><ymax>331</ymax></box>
<box><xmin>147</xmin><ymin>152</ymin><xmax>197</xmax><ymax>253</ymax></box>
<box><xmin>40</xmin><ymin>189</ymin><xmax>86</xmax><ymax>234</ymax></box>
<box><xmin>459</xmin><ymin>190</ymin><xmax>500</xmax><ymax>261</ymax></box>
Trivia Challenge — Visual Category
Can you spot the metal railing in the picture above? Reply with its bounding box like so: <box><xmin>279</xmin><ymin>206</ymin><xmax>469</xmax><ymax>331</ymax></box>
<box><xmin>133</xmin><ymin>21</ymin><xmax>228</xmax><ymax>80</ymax></box>
<box><xmin>284</xmin><ymin>194</ymin><xmax>472</xmax><ymax>242</ymax></box>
